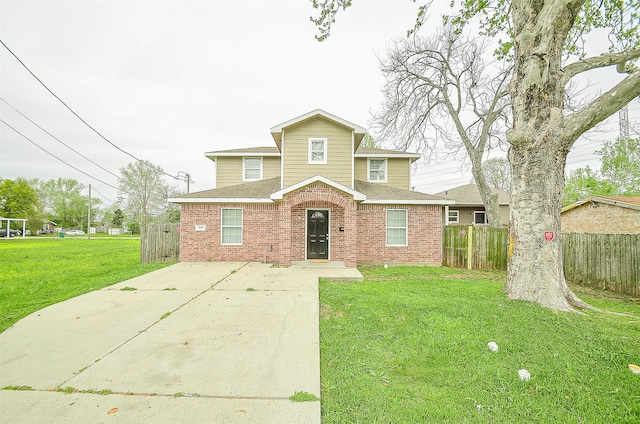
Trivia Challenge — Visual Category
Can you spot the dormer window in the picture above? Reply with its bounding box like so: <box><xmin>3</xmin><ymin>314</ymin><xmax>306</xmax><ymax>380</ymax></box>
<box><xmin>368</xmin><ymin>159</ymin><xmax>387</xmax><ymax>182</ymax></box>
<box><xmin>243</xmin><ymin>157</ymin><xmax>262</xmax><ymax>181</ymax></box>
<box><xmin>308</xmin><ymin>138</ymin><xmax>327</xmax><ymax>164</ymax></box>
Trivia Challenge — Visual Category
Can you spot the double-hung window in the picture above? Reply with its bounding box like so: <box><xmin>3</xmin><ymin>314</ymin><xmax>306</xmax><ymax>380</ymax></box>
<box><xmin>308</xmin><ymin>138</ymin><xmax>327</xmax><ymax>164</ymax></box>
<box><xmin>386</xmin><ymin>209</ymin><xmax>408</xmax><ymax>246</ymax></box>
<box><xmin>448</xmin><ymin>210</ymin><xmax>459</xmax><ymax>224</ymax></box>
<box><xmin>243</xmin><ymin>157</ymin><xmax>262</xmax><ymax>181</ymax></box>
<box><xmin>221</xmin><ymin>208</ymin><xmax>243</xmax><ymax>245</ymax></box>
<box><xmin>368</xmin><ymin>159</ymin><xmax>387</xmax><ymax>182</ymax></box>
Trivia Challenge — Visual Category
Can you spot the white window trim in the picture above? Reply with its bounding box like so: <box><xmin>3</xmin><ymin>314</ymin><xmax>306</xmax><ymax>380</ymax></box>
<box><xmin>448</xmin><ymin>209</ymin><xmax>459</xmax><ymax>224</ymax></box>
<box><xmin>221</xmin><ymin>208</ymin><xmax>243</xmax><ymax>245</ymax></box>
<box><xmin>243</xmin><ymin>157</ymin><xmax>263</xmax><ymax>181</ymax></box>
<box><xmin>367</xmin><ymin>158</ymin><xmax>388</xmax><ymax>183</ymax></box>
<box><xmin>308</xmin><ymin>138</ymin><xmax>328</xmax><ymax>164</ymax></box>
<box><xmin>386</xmin><ymin>208</ymin><xmax>408</xmax><ymax>247</ymax></box>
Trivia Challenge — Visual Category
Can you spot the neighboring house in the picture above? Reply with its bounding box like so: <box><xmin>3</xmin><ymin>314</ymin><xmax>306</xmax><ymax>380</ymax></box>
<box><xmin>40</xmin><ymin>220</ymin><xmax>57</xmax><ymax>234</ymax></box>
<box><xmin>169</xmin><ymin>109</ymin><xmax>453</xmax><ymax>267</ymax></box>
<box><xmin>435</xmin><ymin>183</ymin><xmax>510</xmax><ymax>226</ymax></box>
<box><xmin>561</xmin><ymin>196</ymin><xmax>640</xmax><ymax>234</ymax></box>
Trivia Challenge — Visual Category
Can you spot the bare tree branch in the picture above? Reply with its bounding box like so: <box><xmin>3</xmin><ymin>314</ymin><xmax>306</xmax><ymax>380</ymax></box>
<box><xmin>372</xmin><ymin>26</ymin><xmax>510</xmax><ymax>227</ymax></box>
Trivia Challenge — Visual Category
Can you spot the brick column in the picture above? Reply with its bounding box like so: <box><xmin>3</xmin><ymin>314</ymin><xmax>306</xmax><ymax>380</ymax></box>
<box><xmin>278</xmin><ymin>203</ymin><xmax>292</xmax><ymax>266</ymax></box>
<box><xmin>343</xmin><ymin>201</ymin><xmax>358</xmax><ymax>267</ymax></box>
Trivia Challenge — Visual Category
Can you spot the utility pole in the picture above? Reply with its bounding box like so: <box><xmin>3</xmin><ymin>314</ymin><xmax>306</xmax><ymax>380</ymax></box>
<box><xmin>87</xmin><ymin>184</ymin><xmax>91</xmax><ymax>240</ymax></box>
<box><xmin>619</xmin><ymin>105</ymin><xmax>629</xmax><ymax>140</ymax></box>
<box><xmin>176</xmin><ymin>171</ymin><xmax>194</xmax><ymax>194</ymax></box>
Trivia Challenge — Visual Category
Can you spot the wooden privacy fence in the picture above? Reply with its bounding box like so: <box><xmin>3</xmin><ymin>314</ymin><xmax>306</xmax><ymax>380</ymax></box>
<box><xmin>562</xmin><ymin>233</ymin><xmax>639</xmax><ymax>297</ymax></box>
<box><xmin>442</xmin><ymin>225</ymin><xmax>639</xmax><ymax>297</ymax></box>
<box><xmin>442</xmin><ymin>225</ymin><xmax>509</xmax><ymax>270</ymax></box>
<box><xmin>141</xmin><ymin>224</ymin><xmax>180</xmax><ymax>263</ymax></box>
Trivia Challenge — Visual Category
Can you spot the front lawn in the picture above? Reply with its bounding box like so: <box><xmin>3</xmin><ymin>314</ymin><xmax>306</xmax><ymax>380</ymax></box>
<box><xmin>0</xmin><ymin>238</ymin><xmax>171</xmax><ymax>332</ymax></box>
<box><xmin>320</xmin><ymin>266</ymin><xmax>640</xmax><ymax>423</ymax></box>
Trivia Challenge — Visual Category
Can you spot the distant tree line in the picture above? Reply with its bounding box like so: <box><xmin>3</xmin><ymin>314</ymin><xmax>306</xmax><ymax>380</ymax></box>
<box><xmin>0</xmin><ymin>161</ymin><xmax>182</xmax><ymax>235</ymax></box>
<box><xmin>563</xmin><ymin>137</ymin><xmax>640</xmax><ymax>205</ymax></box>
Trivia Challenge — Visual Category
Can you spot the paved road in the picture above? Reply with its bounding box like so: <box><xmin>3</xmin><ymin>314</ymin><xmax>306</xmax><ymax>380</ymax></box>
<box><xmin>0</xmin><ymin>262</ymin><xmax>362</xmax><ymax>423</ymax></box>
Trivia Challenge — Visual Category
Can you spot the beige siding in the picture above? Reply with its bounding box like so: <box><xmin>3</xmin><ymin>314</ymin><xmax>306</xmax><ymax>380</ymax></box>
<box><xmin>449</xmin><ymin>206</ymin><xmax>510</xmax><ymax>226</ymax></box>
<box><xmin>355</xmin><ymin>158</ymin><xmax>367</xmax><ymax>182</ymax></box>
<box><xmin>263</xmin><ymin>157</ymin><xmax>281</xmax><ymax>180</ymax></box>
<box><xmin>216</xmin><ymin>157</ymin><xmax>243</xmax><ymax>188</ymax></box>
<box><xmin>282</xmin><ymin>117</ymin><xmax>353</xmax><ymax>188</ymax></box>
<box><xmin>387</xmin><ymin>158</ymin><xmax>411</xmax><ymax>190</ymax></box>
<box><xmin>354</xmin><ymin>157</ymin><xmax>411</xmax><ymax>190</ymax></box>
<box><xmin>216</xmin><ymin>156</ymin><xmax>281</xmax><ymax>188</ymax></box>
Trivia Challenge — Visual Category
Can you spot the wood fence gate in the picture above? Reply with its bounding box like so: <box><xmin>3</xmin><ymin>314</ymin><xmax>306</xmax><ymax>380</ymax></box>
<box><xmin>140</xmin><ymin>224</ymin><xmax>180</xmax><ymax>263</ymax></box>
<box><xmin>442</xmin><ymin>225</ymin><xmax>509</xmax><ymax>270</ymax></box>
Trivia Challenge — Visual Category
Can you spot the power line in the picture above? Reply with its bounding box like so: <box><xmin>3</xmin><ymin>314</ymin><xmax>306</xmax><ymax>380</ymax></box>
<box><xmin>1</xmin><ymin>97</ymin><xmax>121</xmax><ymax>180</ymax></box>
<box><xmin>0</xmin><ymin>118</ymin><xmax>121</xmax><ymax>191</ymax></box>
<box><xmin>91</xmin><ymin>186</ymin><xmax>116</xmax><ymax>204</ymax></box>
<box><xmin>0</xmin><ymin>37</ymin><xmax>179</xmax><ymax>181</ymax></box>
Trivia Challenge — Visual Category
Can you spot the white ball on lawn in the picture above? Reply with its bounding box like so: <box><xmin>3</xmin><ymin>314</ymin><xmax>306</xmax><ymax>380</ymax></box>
<box><xmin>487</xmin><ymin>342</ymin><xmax>499</xmax><ymax>352</ymax></box>
<box><xmin>384</xmin><ymin>264</ymin><xmax>388</xmax><ymax>269</ymax></box>
<box><xmin>518</xmin><ymin>369</ymin><xmax>531</xmax><ymax>381</ymax></box>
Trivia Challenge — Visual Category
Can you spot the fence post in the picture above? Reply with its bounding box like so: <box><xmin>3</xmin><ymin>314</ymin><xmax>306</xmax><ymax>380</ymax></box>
<box><xmin>467</xmin><ymin>225</ymin><xmax>473</xmax><ymax>270</ymax></box>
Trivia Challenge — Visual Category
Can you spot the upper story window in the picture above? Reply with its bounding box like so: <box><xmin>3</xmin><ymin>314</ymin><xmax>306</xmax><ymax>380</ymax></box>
<box><xmin>243</xmin><ymin>157</ymin><xmax>262</xmax><ymax>181</ymax></box>
<box><xmin>308</xmin><ymin>138</ymin><xmax>327</xmax><ymax>164</ymax></box>
<box><xmin>368</xmin><ymin>159</ymin><xmax>387</xmax><ymax>182</ymax></box>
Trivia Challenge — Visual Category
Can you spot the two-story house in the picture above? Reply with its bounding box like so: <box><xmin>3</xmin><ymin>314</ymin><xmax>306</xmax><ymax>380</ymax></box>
<box><xmin>169</xmin><ymin>109</ymin><xmax>452</xmax><ymax>267</ymax></box>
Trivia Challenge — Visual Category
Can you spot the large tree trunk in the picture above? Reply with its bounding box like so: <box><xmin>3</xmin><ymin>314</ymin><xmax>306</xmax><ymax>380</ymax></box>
<box><xmin>507</xmin><ymin>144</ymin><xmax>575</xmax><ymax>310</ymax></box>
<box><xmin>505</xmin><ymin>0</ymin><xmax>586</xmax><ymax>310</ymax></box>
<box><xmin>471</xmin><ymin>162</ymin><xmax>503</xmax><ymax>228</ymax></box>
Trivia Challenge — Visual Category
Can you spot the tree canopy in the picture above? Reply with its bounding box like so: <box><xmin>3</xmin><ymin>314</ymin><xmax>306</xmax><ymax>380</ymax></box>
<box><xmin>310</xmin><ymin>0</ymin><xmax>640</xmax><ymax>311</ymax></box>
<box><xmin>118</xmin><ymin>160</ymin><xmax>173</xmax><ymax>227</ymax></box>
<box><xmin>564</xmin><ymin>137</ymin><xmax>640</xmax><ymax>204</ymax></box>
<box><xmin>598</xmin><ymin>137</ymin><xmax>640</xmax><ymax>196</ymax></box>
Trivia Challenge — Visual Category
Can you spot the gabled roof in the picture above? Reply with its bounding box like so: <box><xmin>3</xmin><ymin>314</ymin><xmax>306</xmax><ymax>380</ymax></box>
<box><xmin>170</xmin><ymin>176</ymin><xmax>452</xmax><ymax>205</ymax></box>
<box><xmin>169</xmin><ymin>177</ymin><xmax>281</xmax><ymax>203</ymax></box>
<box><xmin>562</xmin><ymin>196</ymin><xmax>640</xmax><ymax>213</ymax></box>
<box><xmin>354</xmin><ymin>147</ymin><xmax>421</xmax><ymax>163</ymax></box>
<box><xmin>355</xmin><ymin>181</ymin><xmax>453</xmax><ymax>205</ymax></box>
<box><xmin>270</xmin><ymin>109</ymin><xmax>367</xmax><ymax>149</ymax></box>
<box><xmin>435</xmin><ymin>183</ymin><xmax>510</xmax><ymax>206</ymax></box>
<box><xmin>204</xmin><ymin>145</ymin><xmax>421</xmax><ymax>162</ymax></box>
<box><xmin>205</xmin><ymin>146</ymin><xmax>280</xmax><ymax>161</ymax></box>
<box><xmin>270</xmin><ymin>175</ymin><xmax>366</xmax><ymax>201</ymax></box>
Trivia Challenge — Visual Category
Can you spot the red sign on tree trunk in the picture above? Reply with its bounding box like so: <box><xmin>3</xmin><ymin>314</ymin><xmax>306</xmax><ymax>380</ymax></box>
<box><xmin>544</xmin><ymin>231</ymin><xmax>555</xmax><ymax>242</ymax></box>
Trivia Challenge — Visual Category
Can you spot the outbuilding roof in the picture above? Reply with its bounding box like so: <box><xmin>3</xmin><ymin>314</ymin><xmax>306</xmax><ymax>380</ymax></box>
<box><xmin>435</xmin><ymin>183</ymin><xmax>510</xmax><ymax>206</ymax></box>
<box><xmin>561</xmin><ymin>196</ymin><xmax>640</xmax><ymax>213</ymax></box>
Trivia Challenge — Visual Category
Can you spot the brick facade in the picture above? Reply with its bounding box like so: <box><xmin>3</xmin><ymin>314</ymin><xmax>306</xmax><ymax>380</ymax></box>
<box><xmin>561</xmin><ymin>202</ymin><xmax>640</xmax><ymax>234</ymax></box>
<box><xmin>357</xmin><ymin>204</ymin><xmax>443</xmax><ymax>264</ymax></box>
<box><xmin>179</xmin><ymin>183</ymin><xmax>443</xmax><ymax>266</ymax></box>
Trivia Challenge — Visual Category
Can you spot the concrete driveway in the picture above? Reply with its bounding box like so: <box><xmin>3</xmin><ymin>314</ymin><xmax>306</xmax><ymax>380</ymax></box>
<box><xmin>0</xmin><ymin>262</ymin><xmax>362</xmax><ymax>423</ymax></box>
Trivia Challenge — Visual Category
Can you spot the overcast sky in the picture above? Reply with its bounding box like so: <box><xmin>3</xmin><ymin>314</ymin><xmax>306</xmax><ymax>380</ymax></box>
<box><xmin>1</xmin><ymin>0</ymin><xmax>638</xmax><ymax>207</ymax></box>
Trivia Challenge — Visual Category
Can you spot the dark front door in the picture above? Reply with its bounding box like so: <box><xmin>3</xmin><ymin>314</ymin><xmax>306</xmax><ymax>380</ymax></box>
<box><xmin>307</xmin><ymin>210</ymin><xmax>329</xmax><ymax>260</ymax></box>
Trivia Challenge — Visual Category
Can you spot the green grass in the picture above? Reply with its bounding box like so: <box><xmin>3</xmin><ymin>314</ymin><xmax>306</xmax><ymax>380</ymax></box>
<box><xmin>290</xmin><ymin>391</ymin><xmax>320</xmax><ymax>402</ymax></box>
<box><xmin>320</xmin><ymin>266</ymin><xmax>640</xmax><ymax>423</ymax></box>
<box><xmin>0</xmin><ymin>238</ymin><xmax>172</xmax><ymax>332</ymax></box>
